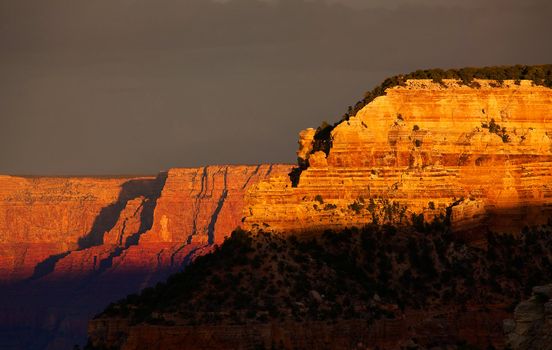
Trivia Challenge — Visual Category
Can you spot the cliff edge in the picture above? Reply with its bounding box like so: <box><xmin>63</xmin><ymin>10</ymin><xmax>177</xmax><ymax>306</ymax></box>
<box><xmin>244</xmin><ymin>79</ymin><xmax>552</xmax><ymax>240</ymax></box>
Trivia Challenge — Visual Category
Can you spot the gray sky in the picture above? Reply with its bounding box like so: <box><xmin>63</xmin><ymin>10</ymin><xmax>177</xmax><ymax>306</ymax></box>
<box><xmin>1</xmin><ymin>0</ymin><xmax>551</xmax><ymax>175</ymax></box>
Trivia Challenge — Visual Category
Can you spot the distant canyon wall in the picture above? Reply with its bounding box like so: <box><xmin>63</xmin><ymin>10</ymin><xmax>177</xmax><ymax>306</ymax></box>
<box><xmin>0</xmin><ymin>164</ymin><xmax>291</xmax><ymax>349</ymax></box>
<box><xmin>0</xmin><ymin>174</ymin><xmax>156</xmax><ymax>282</ymax></box>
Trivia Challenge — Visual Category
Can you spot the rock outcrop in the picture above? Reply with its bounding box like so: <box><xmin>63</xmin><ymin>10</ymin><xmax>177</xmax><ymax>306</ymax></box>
<box><xmin>244</xmin><ymin>80</ymin><xmax>552</xmax><ymax>239</ymax></box>
<box><xmin>84</xmin><ymin>71</ymin><xmax>552</xmax><ymax>350</ymax></box>
<box><xmin>0</xmin><ymin>175</ymin><xmax>156</xmax><ymax>282</ymax></box>
<box><xmin>5</xmin><ymin>72</ymin><xmax>552</xmax><ymax>349</ymax></box>
<box><xmin>504</xmin><ymin>284</ymin><xmax>552</xmax><ymax>350</ymax></box>
<box><xmin>88</xmin><ymin>310</ymin><xmax>508</xmax><ymax>350</ymax></box>
<box><xmin>0</xmin><ymin>165</ymin><xmax>290</xmax><ymax>349</ymax></box>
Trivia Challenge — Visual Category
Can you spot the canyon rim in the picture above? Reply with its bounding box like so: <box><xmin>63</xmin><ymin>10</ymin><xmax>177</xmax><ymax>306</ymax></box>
<box><xmin>2</xmin><ymin>64</ymin><xmax>552</xmax><ymax>349</ymax></box>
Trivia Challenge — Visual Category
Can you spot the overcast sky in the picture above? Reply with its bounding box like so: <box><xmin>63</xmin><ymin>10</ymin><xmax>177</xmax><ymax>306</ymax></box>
<box><xmin>1</xmin><ymin>0</ymin><xmax>551</xmax><ymax>175</ymax></box>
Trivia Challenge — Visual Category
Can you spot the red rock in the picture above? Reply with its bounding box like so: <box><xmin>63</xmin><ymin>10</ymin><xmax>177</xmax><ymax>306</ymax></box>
<box><xmin>0</xmin><ymin>175</ymin><xmax>144</xmax><ymax>282</ymax></box>
<box><xmin>0</xmin><ymin>164</ymin><xmax>291</xmax><ymax>348</ymax></box>
<box><xmin>244</xmin><ymin>80</ymin><xmax>552</xmax><ymax>238</ymax></box>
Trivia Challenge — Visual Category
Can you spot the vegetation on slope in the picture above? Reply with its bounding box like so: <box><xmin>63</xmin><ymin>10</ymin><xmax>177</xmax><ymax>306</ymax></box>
<box><xmin>97</xmin><ymin>220</ymin><xmax>552</xmax><ymax>331</ymax></box>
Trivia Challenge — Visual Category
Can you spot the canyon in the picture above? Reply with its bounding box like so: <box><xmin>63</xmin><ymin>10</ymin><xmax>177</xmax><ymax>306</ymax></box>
<box><xmin>86</xmin><ymin>77</ymin><xmax>552</xmax><ymax>350</ymax></box>
<box><xmin>2</xmin><ymin>73</ymin><xmax>552</xmax><ymax>349</ymax></box>
<box><xmin>0</xmin><ymin>165</ymin><xmax>291</xmax><ymax>349</ymax></box>
<box><xmin>244</xmin><ymin>80</ymin><xmax>552</xmax><ymax>241</ymax></box>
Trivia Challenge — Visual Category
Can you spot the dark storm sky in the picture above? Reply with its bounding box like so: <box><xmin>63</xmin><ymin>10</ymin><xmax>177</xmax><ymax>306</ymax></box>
<box><xmin>1</xmin><ymin>0</ymin><xmax>551</xmax><ymax>175</ymax></box>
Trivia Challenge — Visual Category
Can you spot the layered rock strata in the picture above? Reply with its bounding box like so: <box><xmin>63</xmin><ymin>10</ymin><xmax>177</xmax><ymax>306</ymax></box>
<box><xmin>0</xmin><ymin>164</ymin><xmax>290</xmax><ymax>349</ymax></box>
<box><xmin>244</xmin><ymin>80</ymin><xmax>552</xmax><ymax>237</ymax></box>
<box><xmin>0</xmin><ymin>174</ymin><xmax>159</xmax><ymax>282</ymax></box>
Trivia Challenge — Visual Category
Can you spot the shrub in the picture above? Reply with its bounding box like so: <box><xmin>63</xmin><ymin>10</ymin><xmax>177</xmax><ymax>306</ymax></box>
<box><xmin>481</xmin><ymin>118</ymin><xmax>510</xmax><ymax>143</ymax></box>
<box><xmin>324</xmin><ymin>203</ymin><xmax>337</xmax><ymax>210</ymax></box>
<box><xmin>348</xmin><ymin>200</ymin><xmax>363</xmax><ymax>214</ymax></box>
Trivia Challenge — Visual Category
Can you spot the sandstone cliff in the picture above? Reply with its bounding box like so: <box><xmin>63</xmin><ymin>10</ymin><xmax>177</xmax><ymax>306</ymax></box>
<box><xmin>85</xmin><ymin>70</ymin><xmax>552</xmax><ymax>350</ymax></box>
<box><xmin>0</xmin><ymin>175</ymin><xmax>154</xmax><ymax>282</ymax></box>
<box><xmin>0</xmin><ymin>164</ymin><xmax>290</xmax><ymax>349</ymax></box>
<box><xmin>244</xmin><ymin>80</ymin><xmax>552</xmax><ymax>238</ymax></box>
<box><xmin>5</xmin><ymin>69</ymin><xmax>552</xmax><ymax>349</ymax></box>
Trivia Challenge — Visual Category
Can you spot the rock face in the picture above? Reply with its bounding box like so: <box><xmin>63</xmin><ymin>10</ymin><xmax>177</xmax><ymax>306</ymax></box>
<box><xmin>88</xmin><ymin>309</ymin><xmax>508</xmax><ymax>350</ymax></box>
<box><xmin>5</xmin><ymin>77</ymin><xmax>552</xmax><ymax>349</ymax></box>
<box><xmin>504</xmin><ymin>284</ymin><xmax>552</xmax><ymax>350</ymax></box>
<box><xmin>0</xmin><ymin>165</ymin><xmax>290</xmax><ymax>349</ymax></box>
<box><xmin>244</xmin><ymin>80</ymin><xmax>552</xmax><ymax>238</ymax></box>
<box><xmin>0</xmin><ymin>175</ymin><xmax>154</xmax><ymax>282</ymax></box>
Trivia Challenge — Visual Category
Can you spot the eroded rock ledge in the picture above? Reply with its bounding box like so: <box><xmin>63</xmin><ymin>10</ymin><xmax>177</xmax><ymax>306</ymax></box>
<box><xmin>243</xmin><ymin>80</ymin><xmax>552</xmax><ymax>239</ymax></box>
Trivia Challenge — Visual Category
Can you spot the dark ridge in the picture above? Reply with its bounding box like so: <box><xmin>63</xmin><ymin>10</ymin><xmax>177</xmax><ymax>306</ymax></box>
<box><xmin>289</xmin><ymin>64</ymin><xmax>552</xmax><ymax>186</ymax></box>
<box><xmin>93</xmin><ymin>219</ymin><xmax>552</xmax><ymax>333</ymax></box>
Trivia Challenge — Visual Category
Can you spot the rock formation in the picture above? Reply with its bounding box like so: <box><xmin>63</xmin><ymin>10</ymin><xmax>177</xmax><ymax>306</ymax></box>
<box><xmin>504</xmin><ymin>284</ymin><xmax>552</xmax><ymax>350</ymax></box>
<box><xmin>243</xmin><ymin>80</ymin><xmax>552</xmax><ymax>239</ymax></box>
<box><xmin>82</xmin><ymin>71</ymin><xmax>552</xmax><ymax>350</ymax></box>
<box><xmin>0</xmin><ymin>175</ymin><xmax>156</xmax><ymax>282</ymax></box>
<box><xmin>88</xmin><ymin>313</ymin><xmax>509</xmax><ymax>350</ymax></box>
<box><xmin>0</xmin><ymin>165</ymin><xmax>291</xmax><ymax>349</ymax></box>
<box><xmin>4</xmin><ymin>70</ymin><xmax>552</xmax><ymax>349</ymax></box>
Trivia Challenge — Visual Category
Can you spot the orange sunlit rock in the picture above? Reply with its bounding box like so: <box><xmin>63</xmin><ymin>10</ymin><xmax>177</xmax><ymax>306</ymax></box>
<box><xmin>244</xmin><ymin>80</ymin><xmax>552</xmax><ymax>238</ymax></box>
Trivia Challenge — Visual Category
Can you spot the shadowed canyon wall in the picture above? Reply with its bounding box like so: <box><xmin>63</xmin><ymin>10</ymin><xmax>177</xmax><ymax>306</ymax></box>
<box><xmin>0</xmin><ymin>165</ymin><xmax>291</xmax><ymax>349</ymax></box>
<box><xmin>243</xmin><ymin>80</ymin><xmax>552</xmax><ymax>240</ymax></box>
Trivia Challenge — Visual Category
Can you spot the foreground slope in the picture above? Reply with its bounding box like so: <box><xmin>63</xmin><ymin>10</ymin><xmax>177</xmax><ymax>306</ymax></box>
<box><xmin>88</xmin><ymin>224</ymin><xmax>552</xmax><ymax>349</ymax></box>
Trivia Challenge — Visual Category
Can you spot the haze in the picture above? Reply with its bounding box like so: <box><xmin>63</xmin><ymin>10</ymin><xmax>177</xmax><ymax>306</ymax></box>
<box><xmin>1</xmin><ymin>0</ymin><xmax>551</xmax><ymax>175</ymax></box>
